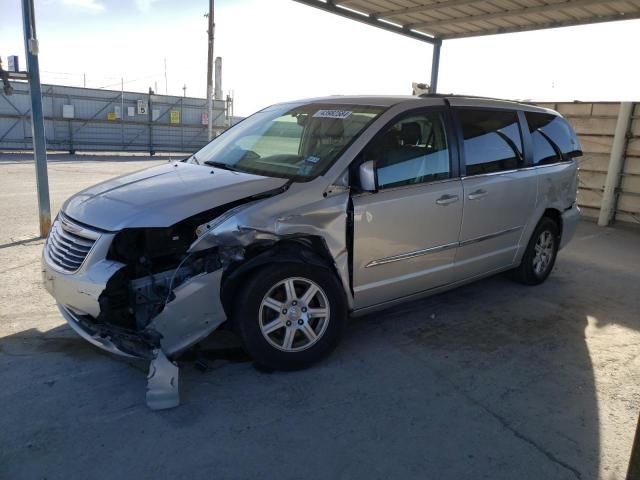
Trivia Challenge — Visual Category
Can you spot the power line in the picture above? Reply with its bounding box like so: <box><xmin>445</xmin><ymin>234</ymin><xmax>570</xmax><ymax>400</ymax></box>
<box><xmin>97</xmin><ymin>74</ymin><xmax>161</xmax><ymax>90</ymax></box>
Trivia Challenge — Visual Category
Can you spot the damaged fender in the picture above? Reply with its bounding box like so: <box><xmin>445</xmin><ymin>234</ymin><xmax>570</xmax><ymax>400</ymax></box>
<box><xmin>188</xmin><ymin>188</ymin><xmax>354</xmax><ymax>308</ymax></box>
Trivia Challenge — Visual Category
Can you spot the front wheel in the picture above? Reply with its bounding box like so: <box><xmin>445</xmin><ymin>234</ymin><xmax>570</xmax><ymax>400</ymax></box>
<box><xmin>512</xmin><ymin>217</ymin><xmax>560</xmax><ymax>285</ymax></box>
<box><xmin>232</xmin><ymin>263</ymin><xmax>347</xmax><ymax>371</ymax></box>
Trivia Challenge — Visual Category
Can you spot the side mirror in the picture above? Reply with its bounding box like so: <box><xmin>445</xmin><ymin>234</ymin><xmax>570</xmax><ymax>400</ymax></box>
<box><xmin>359</xmin><ymin>160</ymin><xmax>377</xmax><ymax>192</ymax></box>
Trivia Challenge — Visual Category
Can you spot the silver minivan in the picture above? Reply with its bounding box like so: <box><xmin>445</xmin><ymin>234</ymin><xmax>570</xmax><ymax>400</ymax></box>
<box><xmin>42</xmin><ymin>95</ymin><xmax>581</xmax><ymax>380</ymax></box>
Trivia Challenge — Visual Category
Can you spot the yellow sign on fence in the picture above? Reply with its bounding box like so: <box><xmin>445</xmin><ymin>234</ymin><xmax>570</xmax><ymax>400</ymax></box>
<box><xmin>170</xmin><ymin>110</ymin><xmax>180</xmax><ymax>124</ymax></box>
<box><xmin>107</xmin><ymin>112</ymin><xmax>117</xmax><ymax>121</ymax></box>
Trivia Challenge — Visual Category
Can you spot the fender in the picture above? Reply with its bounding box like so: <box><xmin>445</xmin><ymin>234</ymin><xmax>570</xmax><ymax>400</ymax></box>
<box><xmin>220</xmin><ymin>237</ymin><xmax>339</xmax><ymax>316</ymax></box>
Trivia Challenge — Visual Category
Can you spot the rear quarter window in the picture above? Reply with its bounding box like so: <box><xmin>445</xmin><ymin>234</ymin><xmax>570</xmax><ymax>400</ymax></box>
<box><xmin>458</xmin><ymin>109</ymin><xmax>524</xmax><ymax>176</ymax></box>
<box><xmin>525</xmin><ymin>112</ymin><xmax>582</xmax><ymax>165</ymax></box>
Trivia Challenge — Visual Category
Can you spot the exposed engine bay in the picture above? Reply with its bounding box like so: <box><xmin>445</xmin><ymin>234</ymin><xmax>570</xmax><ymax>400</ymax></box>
<box><xmin>70</xmin><ymin>205</ymin><xmax>253</xmax><ymax>409</ymax></box>
<box><xmin>103</xmin><ymin>231</ymin><xmax>222</xmax><ymax>332</ymax></box>
<box><xmin>94</xmin><ymin>201</ymin><xmax>255</xmax><ymax>352</ymax></box>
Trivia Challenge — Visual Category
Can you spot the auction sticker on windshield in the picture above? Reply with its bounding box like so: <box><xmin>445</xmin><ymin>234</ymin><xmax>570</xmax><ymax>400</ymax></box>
<box><xmin>313</xmin><ymin>110</ymin><xmax>353</xmax><ymax>119</ymax></box>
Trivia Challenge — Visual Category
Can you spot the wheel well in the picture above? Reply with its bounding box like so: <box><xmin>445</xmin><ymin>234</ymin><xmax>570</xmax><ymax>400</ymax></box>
<box><xmin>219</xmin><ymin>236</ymin><xmax>338</xmax><ymax>317</ymax></box>
<box><xmin>543</xmin><ymin>208</ymin><xmax>563</xmax><ymax>238</ymax></box>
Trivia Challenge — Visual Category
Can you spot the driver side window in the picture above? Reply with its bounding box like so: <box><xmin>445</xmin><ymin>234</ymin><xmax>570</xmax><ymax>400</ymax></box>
<box><xmin>366</xmin><ymin>112</ymin><xmax>450</xmax><ymax>190</ymax></box>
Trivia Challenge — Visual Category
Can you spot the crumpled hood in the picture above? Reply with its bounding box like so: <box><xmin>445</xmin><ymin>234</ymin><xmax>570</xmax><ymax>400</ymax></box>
<box><xmin>62</xmin><ymin>162</ymin><xmax>288</xmax><ymax>231</ymax></box>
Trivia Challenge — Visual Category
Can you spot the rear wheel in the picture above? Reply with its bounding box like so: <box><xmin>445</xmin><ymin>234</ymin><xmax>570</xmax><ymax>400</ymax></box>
<box><xmin>512</xmin><ymin>217</ymin><xmax>560</xmax><ymax>285</ymax></box>
<box><xmin>232</xmin><ymin>263</ymin><xmax>347</xmax><ymax>371</ymax></box>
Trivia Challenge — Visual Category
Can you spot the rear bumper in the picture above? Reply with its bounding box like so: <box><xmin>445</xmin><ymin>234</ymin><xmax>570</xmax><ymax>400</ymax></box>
<box><xmin>560</xmin><ymin>204</ymin><xmax>580</xmax><ymax>249</ymax></box>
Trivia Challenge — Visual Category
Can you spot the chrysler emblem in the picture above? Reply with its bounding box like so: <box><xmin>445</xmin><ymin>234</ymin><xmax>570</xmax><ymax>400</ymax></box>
<box><xmin>61</xmin><ymin>219</ymin><xmax>82</xmax><ymax>234</ymax></box>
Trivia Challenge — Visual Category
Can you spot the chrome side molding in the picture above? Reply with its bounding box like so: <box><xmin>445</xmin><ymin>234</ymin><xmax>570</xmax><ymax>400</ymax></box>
<box><xmin>365</xmin><ymin>242</ymin><xmax>458</xmax><ymax>268</ymax></box>
<box><xmin>365</xmin><ymin>226</ymin><xmax>523</xmax><ymax>268</ymax></box>
<box><xmin>458</xmin><ymin>225</ymin><xmax>523</xmax><ymax>247</ymax></box>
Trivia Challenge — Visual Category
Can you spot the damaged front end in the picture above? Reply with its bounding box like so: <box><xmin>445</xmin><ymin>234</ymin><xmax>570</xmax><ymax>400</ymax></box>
<box><xmin>99</xmin><ymin>225</ymin><xmax>229</xmax><ymax>358</ymax></box>
<box><xmin>42</xmin><ymin>170</ymin><xmax>350</xmax><ymax>410</ymax></box>
<box><xmin>43</xmin><ymin>210</ymin><xmax>236</xmax><ymax>350</ymax></box>
<box><xmin>43</xmin><ymin>208</ymin><xmax>244</xmax><ymax>409</ymax></box>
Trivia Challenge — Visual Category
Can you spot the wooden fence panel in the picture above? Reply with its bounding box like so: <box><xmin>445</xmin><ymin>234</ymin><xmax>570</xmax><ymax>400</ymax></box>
<box><xmin>534</xmin><ymin>101</ymin><xmax>639</xmax><ymax>226</ymax></box>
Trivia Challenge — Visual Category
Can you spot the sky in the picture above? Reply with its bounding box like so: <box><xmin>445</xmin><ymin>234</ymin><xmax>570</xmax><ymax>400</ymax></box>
<box><xmin>2</xmin><ymin>0</ymin><xmax>640</xmax><ymax>116</ymax></box>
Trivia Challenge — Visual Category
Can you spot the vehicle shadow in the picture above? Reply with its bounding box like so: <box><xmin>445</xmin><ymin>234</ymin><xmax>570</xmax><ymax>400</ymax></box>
<box><xmin>344</xmin><ymin>223</ymin><xmax>639</xmax><ymax>479</ymax></box>
<box><xmin>0</xmin><ymin>223</ymin><xmax>637</xmax><ymax>480</ymax></box>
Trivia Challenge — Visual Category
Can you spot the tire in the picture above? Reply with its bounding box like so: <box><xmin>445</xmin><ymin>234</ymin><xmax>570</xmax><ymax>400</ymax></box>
<box><xmin>512</xmin><ymin>216</ymin><xmax>560</xmax><ymax>285</ymax></box>
<box><xmin>232</xmin><ymin>262</ymin><xmax>347</xmax><ymax>371</ymax></box>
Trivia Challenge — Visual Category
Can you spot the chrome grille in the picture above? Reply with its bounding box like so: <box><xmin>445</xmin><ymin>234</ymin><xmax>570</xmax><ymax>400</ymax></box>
<box><xmin>46</xmin><ymin>216</ymin><xmax>100</xmax><ymax>273</ymax></box>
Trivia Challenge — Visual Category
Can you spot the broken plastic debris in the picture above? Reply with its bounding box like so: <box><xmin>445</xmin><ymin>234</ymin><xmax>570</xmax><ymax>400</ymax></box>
<box><xmin>146</xmin><ymin>349</ymin><xmax>180</xmax><ymax>410</ymax></box>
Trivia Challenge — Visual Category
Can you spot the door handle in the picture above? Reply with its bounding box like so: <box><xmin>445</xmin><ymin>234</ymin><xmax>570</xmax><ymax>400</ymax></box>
<box><xmin>436</xmin><ymin>194</ymin><xmax>459</xmax><ymax>206</ymax></box>
<box><xmin>468</xmin><ymin>189</ymin><xmax>488</xmax><ymax>200</ymax></box>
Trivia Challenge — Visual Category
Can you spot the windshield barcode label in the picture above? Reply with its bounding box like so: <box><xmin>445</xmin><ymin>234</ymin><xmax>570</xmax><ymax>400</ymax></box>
<box><xmin>313</xmin><ymin>110</ymin><xmax>353</xmax><ymax>119</ymax></box>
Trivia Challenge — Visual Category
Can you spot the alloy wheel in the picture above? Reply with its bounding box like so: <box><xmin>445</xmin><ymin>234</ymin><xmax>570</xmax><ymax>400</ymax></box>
<box><xmin>259</xmin><ymin>277</ymin><xmax>330</xmax><ymax>352</ymax></box>
<box><xmin>533</xmin><ymin>230</ymin><xmax>555</xmax><ymax>276</ymax></box>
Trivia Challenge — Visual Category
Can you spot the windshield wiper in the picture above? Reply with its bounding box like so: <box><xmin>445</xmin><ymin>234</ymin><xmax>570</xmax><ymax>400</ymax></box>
<box><xmin>203</xmin><ymin>160</ymin><xmax>243</xmax><ymax>172</ymax></box>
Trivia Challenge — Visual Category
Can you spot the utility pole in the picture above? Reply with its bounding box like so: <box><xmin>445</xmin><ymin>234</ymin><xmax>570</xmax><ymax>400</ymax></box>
<box><xmin>21</xmin><ymin>0</ymin><xmax>51</xmax><ymax>237</ymax></box>
<box><xmin>206</xmin><ymin>0</ymin><xmax>215</xmax><ymax>141</ymax></box>
<box><xmin>120</xmin><ymin>78</ymin><xmax>125</xmax><ymax>149</ymax></box>
<box><xmin>182</xmin><ymin>84</ymin><xmax>187</xmax><ymax>97</ymax></box>
<box><xmin>214</xmin><ymin>56</ymin><xmax>222</xmax><ymax>101</ymax></box>
<box><xmin>164</xmin><ymin>57</ymin><xmax>168</xmax><ymax>95</ymax></box>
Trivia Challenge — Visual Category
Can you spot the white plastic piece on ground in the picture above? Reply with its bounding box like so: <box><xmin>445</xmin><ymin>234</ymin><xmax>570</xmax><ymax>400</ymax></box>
<box><xmin>146</xmin><ymin>349</ymin><xmax>180</xmax><ymax>410</ymax></box>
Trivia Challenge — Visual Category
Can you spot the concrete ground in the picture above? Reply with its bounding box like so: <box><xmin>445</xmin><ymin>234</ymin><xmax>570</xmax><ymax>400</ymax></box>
<box><xmin>1</xmin><ymin>155</ymin><xmax>639</xmax><ymax>480</ymax></box>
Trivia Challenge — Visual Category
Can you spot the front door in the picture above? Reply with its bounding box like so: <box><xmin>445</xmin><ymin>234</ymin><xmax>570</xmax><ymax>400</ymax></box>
<box><xmin>352</xmin><ymin>109</ymin><xmax>463</xmax><ymax>309</ymax></box>
<box><xmin>453</xmin><ymin>108</ymin><xmax>537</xmax><ymax>280</ymax></box>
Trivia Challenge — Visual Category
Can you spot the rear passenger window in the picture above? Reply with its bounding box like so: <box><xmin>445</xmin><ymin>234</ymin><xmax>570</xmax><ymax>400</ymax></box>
<box><xmin>366</xmin><ymin>112</ymin><xmax>450</xmax><ymax>189</ymax></box>
<box><xmin>525</xmin><ymin>112</ymin><xmax>582</xmax><ymax>165</ymax></box>
<box><xmin>459</xmin><ymin>109</ymin><xmax>524</xmax><ymax>176</ymax></box>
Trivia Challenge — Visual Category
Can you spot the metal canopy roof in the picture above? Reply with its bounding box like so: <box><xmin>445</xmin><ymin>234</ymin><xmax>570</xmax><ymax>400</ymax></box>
<box><xmin>293</xmin><ymin>0</ymin><xmax>640</xmax><ymax>42</ymax></box>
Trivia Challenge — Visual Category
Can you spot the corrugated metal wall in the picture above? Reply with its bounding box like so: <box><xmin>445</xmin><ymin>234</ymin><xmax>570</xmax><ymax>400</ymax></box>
<box><xmin>536</xmin><ymin>102</ymin><xmax>640</xmax><ymax>225</ymax></box>
<box><xmin>0</xmin><ymin>83</ymin><xmax>228</xmax><ymax>153</ymax></box>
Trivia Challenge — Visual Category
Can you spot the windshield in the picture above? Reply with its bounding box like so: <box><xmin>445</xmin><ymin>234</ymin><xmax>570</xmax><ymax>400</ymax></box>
<box><xmin>188</xmin><ymin>102</ymin><xmax>386</xmax><ymax>180</ymax></box>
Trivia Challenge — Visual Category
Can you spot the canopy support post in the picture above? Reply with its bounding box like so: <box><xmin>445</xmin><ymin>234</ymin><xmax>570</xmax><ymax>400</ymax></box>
<box><xmin>22</xmin><ymin>0</ymin><xmax>51</xmax><ymax>237</ymax></box>
<box><xmin>598</xmin><ymin>102</ymin><xmax>633</xmax><ymax>226</ymax></box>
<box><xmin>430</xmin><ymin>39</ymin><xmax>442</xmax><ymax>94</ymax></box>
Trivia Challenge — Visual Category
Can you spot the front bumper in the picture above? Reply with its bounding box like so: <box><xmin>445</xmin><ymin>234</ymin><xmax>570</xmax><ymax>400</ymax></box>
<box><xmin>57</xmin><ymin>304</ymin><xmax>150</xmax><ymax>358</ymax></box>
<box><xmin>42</xmin><ymin>222</ymin><xmax>119</xmax><ymax>319</ymax></box>
<box><xmin>43</xmin><ymin>242</ymin><xmax>228</xmax><ymax>359</ymax></box>
<box><xmin>42</xmin><ymin>257</ymin><xmax>124</xmax><ymax>319</ymax></box>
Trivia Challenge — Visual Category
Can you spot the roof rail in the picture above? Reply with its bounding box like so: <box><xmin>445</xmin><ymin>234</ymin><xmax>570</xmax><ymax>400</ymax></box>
<box><xmin>418</xmin><ymin>93</ymin><xmax>519</xmax><ymax>103</ymax></box>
